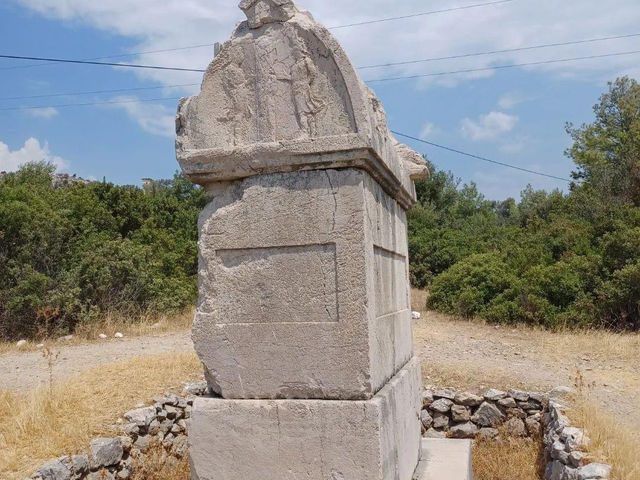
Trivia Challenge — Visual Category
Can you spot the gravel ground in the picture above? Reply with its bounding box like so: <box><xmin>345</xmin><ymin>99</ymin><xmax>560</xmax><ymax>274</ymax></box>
<box><xmin>1</xmin><ymin>310</ymin><xmax>637</xmax><ymax>439</ymax></box>
<box><xmin>0</xmin><ymin>332</ymin><xmax>194</xmax><ymax>391</ymax></box>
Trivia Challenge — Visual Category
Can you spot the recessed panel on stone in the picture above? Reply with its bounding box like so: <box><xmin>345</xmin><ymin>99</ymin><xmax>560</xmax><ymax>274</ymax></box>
<box><xmin>215</xmin><ymin>243</ymin><xmax>338</xmax><ymax>324</ymax></box>
<box><xmin>374</xmin><ymin>245</ymin><xmax>409</xmax><ymax>318</ymax></box>
<box><xmin>176</xmin><ymin>0</ymin><xmax>429</xmax><ymax>477</ymax></box>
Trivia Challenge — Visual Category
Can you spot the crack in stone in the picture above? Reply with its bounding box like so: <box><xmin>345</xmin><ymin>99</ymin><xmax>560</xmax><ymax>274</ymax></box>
<box><xmin>324</xmin><ymin>170</ymin><xmax>338</xmax><ymax>234</ymax></box>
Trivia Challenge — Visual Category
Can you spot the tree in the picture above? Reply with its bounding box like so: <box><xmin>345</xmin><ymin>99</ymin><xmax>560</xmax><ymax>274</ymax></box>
<box><xmin>567</xmin><ymin>77</ymin><xmax>640</xmax><ymax>208</ymax></box>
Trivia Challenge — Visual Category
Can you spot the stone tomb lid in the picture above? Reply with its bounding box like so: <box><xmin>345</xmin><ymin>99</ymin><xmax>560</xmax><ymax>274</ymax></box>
<box><xmin>175</xmin><ymin>0</ymin><xmax>428</xmax><ymax>208</ymax></box>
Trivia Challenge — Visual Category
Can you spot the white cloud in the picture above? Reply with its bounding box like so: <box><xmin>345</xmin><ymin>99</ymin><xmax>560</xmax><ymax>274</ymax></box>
<box><xmin>461</xmin><ymin>111</ymin><xmax>518</xmax><ymax>141</ymax></box>
<box><xmin>0</xmin><ymin>138</ymin><xmax>69</xmax><ymax>172</ymax></box>
<box><xmin>419</xmin><ymin>122</ymin><xmax>438</xmax><ymax>140</ymax></box>
<box><xmin>14</xmin><ymin>0</ymin><xmax>640</xmax><ymax>90</ymax></box>
<box><xmin>107</xmin><ymin>97</ymin><xmax>175</xmax><ymax>138</ymax></box>
<box><xmin>497</xmin><ymin>92</ymin><xmax>532</xmax><ymax>110</ymax></box>
<box><xmin>24</xmin><ymin>107</ymin><xmax>59</xmax><ymax>119</ymax></box>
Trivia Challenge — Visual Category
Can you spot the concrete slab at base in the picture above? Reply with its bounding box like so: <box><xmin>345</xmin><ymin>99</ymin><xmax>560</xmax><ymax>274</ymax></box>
<box><xmin>189</xmin><ymin>357</ymin><xmax>421</xmax><ymax>480</ymax></box>
<box><xmin>413</xmin><ymin>438</ymin><xmax>473</xmax><ymax>480</ymax></box>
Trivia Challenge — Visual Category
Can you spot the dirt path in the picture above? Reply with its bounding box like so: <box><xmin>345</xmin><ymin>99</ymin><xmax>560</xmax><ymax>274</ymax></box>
<box><xmin>2</xmin><ymin>308</ymin><xmax>638</xmax><ymax>439</ymax></box>
<box><xmin>0</xmin><ymin>332</ymin><xmax>194</xmax><ymax>391</ymax></box>
<box><xmin>413</xmin><ymin>310</ymin><xmax>640</xmax><ymax>438</ymax></box>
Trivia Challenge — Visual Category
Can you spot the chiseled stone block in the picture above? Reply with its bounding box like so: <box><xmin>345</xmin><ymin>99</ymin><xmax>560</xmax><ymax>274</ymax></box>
<box><xmin>177</xmin><ymin>0</ymin><xmax>429</xmax><ymax>477</ymax></box>
<box><xmin>188</xmin><ymin>357</ymin><xmax>422</xmax><ymax>480</ymax></box>
<box><xmin>193</xmin><ymin>169</ymin><xmax>413</xmax><ymax>400</ymax></box>
<box><xmin>194</xmin><ymin>168</ymin><xmax>415</xmax><ymax>400</ymax></box>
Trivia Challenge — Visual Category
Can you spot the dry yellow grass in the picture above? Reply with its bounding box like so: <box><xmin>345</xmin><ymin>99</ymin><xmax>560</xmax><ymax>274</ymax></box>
<box><xmin>130</xmin><ymin>442</ymin><xmax>190</xmax><ymax>480</ymax></box>
<box><xmin>473</xmin><ymin>437</ymin><xmax>544</xmax><ymax>480</ymax></box>
<box><xmin>569</xmin><ymin>392</ymin><xmax>639</xmax><ymax>480</ymax></box>
<box><xmin>422</xmin><ymin>361</ymin><xmax>544</xmax><ymax>392</ymax></box>
<box><xmin>0</xmin><ymin>352</ymin><xmax>201</xmax><ymax>480</ymax></box>
<box><xmin>0</xmin><ymin>309</ymin><xmax>193</xmax><ymax>355</ymax></box>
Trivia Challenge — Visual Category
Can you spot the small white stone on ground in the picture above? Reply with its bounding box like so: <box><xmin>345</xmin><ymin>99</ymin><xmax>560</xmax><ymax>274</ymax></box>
<box><xmin>36</xmin><ymin>343</ymin><xmax>45</xmax><ymax>349</ymax></box>
<box><xmin>411</xmin><ymin>311</ymin><xmax>421</xmax><ymax>320</ymax></box>
<box><xmin>16</xmin><ymin>339</ymin><xmax>27</xmax><ymax>348</ymax></box>
<box><xmin>114</xmin><ymin>332</ymin><xmax>124</xmax><ymax>338</ymax></box>
<box><xmin>98</xmin><ymin>334</ymin><xmax>108</xmax><ymax>339</ymax></box>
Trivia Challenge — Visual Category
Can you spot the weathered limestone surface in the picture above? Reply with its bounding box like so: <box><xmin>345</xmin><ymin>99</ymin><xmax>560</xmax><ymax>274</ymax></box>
<box><xmin>180</xmin><ymin>0</ymin><xmax>426</xmax><ymax>401</ymax></box>
<box><xmin>189</xmin><ymin>358</ymin><xmax>422</xmax><ymax>480</ymax></box>
<box><xmin>177</xmin><ymin>0</ymin><xmax>428</xmax><ymax>478</ymax></box>
<box><xmin>176</xmin><ymin>1</ymin><xmax>427</xmax><ymax>209</ymax></box>
<box><xmin>194</xmin><ymin>168</ymin><xmax>414</xmax><ymax>399</ymax></box>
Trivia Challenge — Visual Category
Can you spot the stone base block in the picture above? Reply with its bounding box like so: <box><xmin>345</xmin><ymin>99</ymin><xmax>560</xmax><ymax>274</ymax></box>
<box><xmin>189</xmin><ymin>357</ymin><xmax>422</xmax><ymax>480</ymax></box>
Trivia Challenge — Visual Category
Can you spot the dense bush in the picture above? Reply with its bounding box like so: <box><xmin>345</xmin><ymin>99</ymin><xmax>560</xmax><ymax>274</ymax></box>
<box><xmin>1</xmin><ymin>78</ymin><xmax>638</xmax><ymax>336</ymax></box>
<box><xmin>413</xmin><ymin>77</ymin><xmax>640</xmax><ymax>330</ymax></box>
<box><xmin>0</xmin><ymin>165</ymin><xmax>205</xmax><ymax>340</ymax></box>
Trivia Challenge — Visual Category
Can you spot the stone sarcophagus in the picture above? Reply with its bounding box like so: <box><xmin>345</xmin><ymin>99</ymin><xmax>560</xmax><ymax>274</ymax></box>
<box><xmin>176</xmin><ymin>1</ymin><xmax>428</xmax><ymax>478</ymax></box>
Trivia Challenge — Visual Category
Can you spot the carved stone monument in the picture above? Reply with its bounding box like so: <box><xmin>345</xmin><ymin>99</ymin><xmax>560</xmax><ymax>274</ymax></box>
<box><xmin>176</xmin><ymin>1</ymin><xmax>429</xmax><ymax>478</ymax></box>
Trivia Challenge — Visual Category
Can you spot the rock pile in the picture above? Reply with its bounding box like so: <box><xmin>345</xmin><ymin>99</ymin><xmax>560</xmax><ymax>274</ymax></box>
<box><xmin>543</xmin><ymin>400</ymin><xmax>611</xmax><ymax>480</ymax></box>
<box><xmin>29</xmin><ymin>381</ymin><xmax>208</xmax><ymax>480</ymax></box>
<box><xmin>28</xmin><ymin>382</ymin><xmax>613</xmax><ymax>480</ymax></box>
<box><xmin>421</xmin><ymin>387</ymin><xmax>546</xmax><ymax>440</ymax></box>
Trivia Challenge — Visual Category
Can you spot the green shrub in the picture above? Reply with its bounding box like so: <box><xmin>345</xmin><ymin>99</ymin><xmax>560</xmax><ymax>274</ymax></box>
<box><xmin>596</xmin><ymin>260</ymin><xmax>640</xmax><ymax>330</ymax></box>
<box><xmin>0</xmin><ymin>163</ymin><xmax>204</xmax><ymax>340</ymax></box>
<box><xmin>411</xmin><ymin>78</ymin><xmax>640</xmax><ymax>330</ymax></box>
<box><xmin>427</xmin><ymin>253</ymin><xmax>516</xmax><ymax>317</ymax></box>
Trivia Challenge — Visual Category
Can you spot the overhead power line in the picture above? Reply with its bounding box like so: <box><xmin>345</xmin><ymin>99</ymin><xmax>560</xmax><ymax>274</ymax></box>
<box><xmin>0</xmin><ymin>54</ymin><xmax>207</xmax><ymax>73</ymax></box>
<box><xmin>0</xmin><ymin>43</ymin><xmax>217</xmax><ymax>71</ymax></box>
<box><xmin>328</xmin><ymin>0</ymin><xmax>514</xmax><ymax>29</ymax></box>
<box><xmin>0</xmin><ymin>96</ymin><xmax>182</xmax><ymax>112</ymax></box>
<box><xmin>0</xmin><ymin>1</ymin><xmax>514</xmax><ymax>72</ymax></box>
<box><xmin>391</xmin><ymin>131</ymin><xmax>573</xmax><ymax>182</ymax></box>
<box><xmin>366</xmin><ymin>50</ymin><xmax>640</xmax><ymax>82</ymax></box>
<box><xmin>358</xmin><ymin>32</ymin><xmax>640</xmax><ymax>69</ymax></box>
<box><xmin>0</xmin><ymin>98</ymin><xmax>574</xmax><ymax>183</ymax></box>
<box><xmin>3</xmin><ymin>48</ymin><xmax>638</xmax><ymax>84</ymax></box>
<box><xmin>3</xmin><ymin>49</ymin><xmax>639</xmax><ymax>108</ymax></box>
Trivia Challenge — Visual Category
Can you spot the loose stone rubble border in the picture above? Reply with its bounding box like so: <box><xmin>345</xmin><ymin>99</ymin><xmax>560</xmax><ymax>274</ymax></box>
<box><xmin>543</xmin><ymin>399</ymin><xmax>611</xmax><ymax>480</ymax></box>
<box><xmin>420</xmin><ymin>386</ymin><xmax>612</xmax><ymax>480</ymax></box>
<box><xmin>29</xmin><ymin>382</ymin><xmax>208</xmax><ymax>480</ymax></box>
<box><xmin>29</xmin><ymin>383</ymin><xmax>612</xmax><ymax>480</ymax></box>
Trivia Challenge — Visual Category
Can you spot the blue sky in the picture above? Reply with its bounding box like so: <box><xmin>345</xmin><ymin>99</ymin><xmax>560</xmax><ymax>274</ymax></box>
<box><xmin>1</xmin><ymin>0</ymin><xmax>639</xmax><ymax>199</ymax></box>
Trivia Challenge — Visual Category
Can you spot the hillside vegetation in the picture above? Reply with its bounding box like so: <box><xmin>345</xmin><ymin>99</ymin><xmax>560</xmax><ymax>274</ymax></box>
<box><xmin>409</xmin><ymin>77</ymin><xmax>640</xmax><ymax>330</ymax></box>
<box><xmin>1</xmin><ymin>78</ymin><xmax>638</xmax><ymax>339</ymax></box>
<box><xmin>0</xmin><ymin>168</ymin><xmax>204</xmax><ymax>340</ymax></box>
